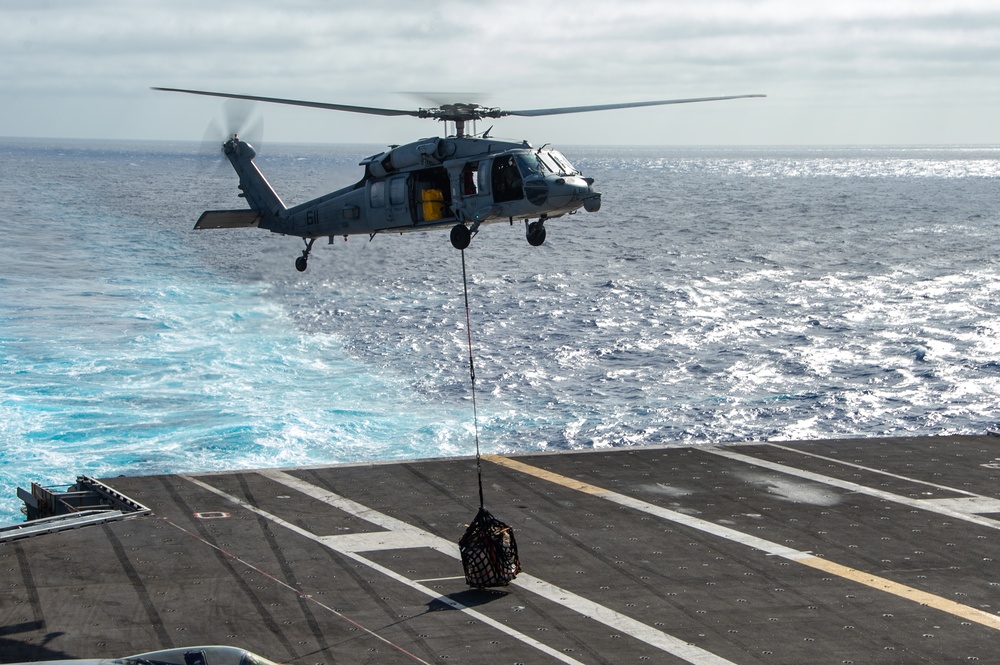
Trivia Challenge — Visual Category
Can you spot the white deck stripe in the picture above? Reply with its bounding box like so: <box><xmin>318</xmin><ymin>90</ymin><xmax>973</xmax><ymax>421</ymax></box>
<box><xmin>763</xmin><ymin>442</ymin><xmax>979</xmax><ymax>497</ymax></box>
<box><xmin>922</xmin><ymin>496</ymin><xmax>1000</xmax><ymax>513</ymax></box>
<box><xmin>183</xmin><ymin>471</ymin><xmax>738</xmax><ymax>665</ymax></box>
<box><xmin>704</xmin><ymin>447</ymin><xmax>1000</xmax><ymax>529</ymax></box>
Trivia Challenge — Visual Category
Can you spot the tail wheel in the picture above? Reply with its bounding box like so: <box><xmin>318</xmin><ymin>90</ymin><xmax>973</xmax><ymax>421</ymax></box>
<box><xmin>295</xmin><ymin>238</ymin><xmax>316</xmax><ymax>272</ymax></box>
<box><xmin>451</xmin><ymin>223</ymin><xmax>472</xmax><ymax>250</ymax></box>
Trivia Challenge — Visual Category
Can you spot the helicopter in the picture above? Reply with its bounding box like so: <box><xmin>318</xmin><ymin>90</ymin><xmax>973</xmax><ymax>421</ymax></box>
<box><xmin>154</xmin><ymin>87</ymin><xmax>764</xmax><ymax>272</ymax></box>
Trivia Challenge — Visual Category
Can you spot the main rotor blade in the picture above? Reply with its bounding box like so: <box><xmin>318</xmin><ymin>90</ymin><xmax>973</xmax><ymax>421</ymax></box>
<box><xmin>400</xmin><ymin>90</ymin><xmax>488</xmax><ymax>107</ymax></box>
<box><xmin>506</xmin><ymin>94</ymin><xmax>766</xmax><ymax>117</ymax></box>
<box><xmin>153</xmin><ymin>87</ymin><xmax>420</xmax><ymax>118</ymax></box>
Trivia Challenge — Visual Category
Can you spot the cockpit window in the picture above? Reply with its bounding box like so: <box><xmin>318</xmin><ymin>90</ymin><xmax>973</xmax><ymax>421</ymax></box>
<box><xmin>546</xmin><ymin>150</ymin><xmax>579</xmax><ymax>175</ymax></box>
<box><xmin>535</xmin><ymin>152</ymin><xmax>558</xmax><ymax>174</ymax></box>
<box><xmin>513</xmin><ymin>153</ymin><xmax>544</xmax><ymax>177</ymax></box>
<box><xmin>515</xmin><ymin>150</ymin><xmax>579</xmax><ymax>177</ymax></box>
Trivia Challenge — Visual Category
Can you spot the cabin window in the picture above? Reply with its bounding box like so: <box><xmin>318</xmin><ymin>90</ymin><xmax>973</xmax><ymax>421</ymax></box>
<box><xmin>461</xmin><ymin>163</ymin><xmax>479</xmax><ymax>196</ymax></box>
<box><xmin>183</xmin><ymin>651</ymin><xmax>207</xmax><ymax>665</ymax></box>
<box><xmin>478</xmin><ymin>160</ymin><xmax>491</xmax><ymax>194</ymax></box>
<box><xmin>369</xmin><ymin>180</ymin><xmax>385</xmax><ymax>207</ymax></box>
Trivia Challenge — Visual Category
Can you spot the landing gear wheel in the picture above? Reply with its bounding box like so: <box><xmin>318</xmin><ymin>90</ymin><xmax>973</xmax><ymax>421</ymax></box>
<box><xmin>526</xmin><ymin>220</ymin><xmax>546</xmax><ymax>247</ymax></box>
<box><xmin>451</xmin><ymin>223</ymin><xmax>472</xmax><ymax>250</ymax></box>
<box><xmin>296</xmin><ymin>237</ymin><xmax>316</xmax><ymax>272</ymax></box>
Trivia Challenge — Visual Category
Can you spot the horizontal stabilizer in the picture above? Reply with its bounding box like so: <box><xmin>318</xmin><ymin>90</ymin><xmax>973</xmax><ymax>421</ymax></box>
<box><xmin>195</xmin><ymin>210</ymin><xmax>261</xmax><ymax>229</ymax></box>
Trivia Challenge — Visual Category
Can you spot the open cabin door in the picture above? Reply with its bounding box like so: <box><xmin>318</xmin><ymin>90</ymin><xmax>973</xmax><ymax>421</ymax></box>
<box><xmin>412</xmin><ymin>166</ymin><xmax>454</xmax><ymax>225</ymax></box>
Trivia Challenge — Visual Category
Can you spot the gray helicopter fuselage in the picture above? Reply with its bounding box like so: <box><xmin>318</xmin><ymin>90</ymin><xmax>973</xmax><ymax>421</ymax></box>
<box><xmin>205</xmin><ymin>135</ymin><xmax>601</xmax><ymax>242</ymax></box>
<box><xmin>164</xmin><ymin>85</ymin><xmax>761</xmax><ymax>268</ymax></box>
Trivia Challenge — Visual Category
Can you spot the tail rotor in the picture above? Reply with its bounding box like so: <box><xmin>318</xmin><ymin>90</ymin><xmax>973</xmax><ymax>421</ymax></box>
<box><xmin>201</xmin><ymin>99</ymin><xmax>264</xmax><ymax>157</ymax></box>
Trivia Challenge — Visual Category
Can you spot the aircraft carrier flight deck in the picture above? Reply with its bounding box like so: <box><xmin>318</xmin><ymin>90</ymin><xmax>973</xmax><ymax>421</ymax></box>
<box><xmin>2</xmin><ymin>434</ymin><xmax>1000</xmax><ymax>664</ymax></box>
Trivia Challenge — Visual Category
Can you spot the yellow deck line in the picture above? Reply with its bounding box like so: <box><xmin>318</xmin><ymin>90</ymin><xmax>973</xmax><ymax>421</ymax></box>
<box><xmin>797</xmin><ymin>557</ymin><xmax>1000</xmax><ymax>630</ymax></box>
<box><xmin>484</xmin><ymin>454</ymin><xmax>1000</xmax><ymax>632</ymax></box>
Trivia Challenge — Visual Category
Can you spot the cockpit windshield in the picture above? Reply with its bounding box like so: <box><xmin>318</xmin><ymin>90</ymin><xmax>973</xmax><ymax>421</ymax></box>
<box><xmin>513</xmin><ymin>150</ymin><xmax>579</xmax><ymax>177</ymax></box>
<box><xmin>544</xmin><ymin>150</ymin><xmax>579</xmax><ymax>176</ymax></box>
<box><xmin>513</xmin><ymin>152</ymin><xmax>544</xmax><ymax>177</ymax></box>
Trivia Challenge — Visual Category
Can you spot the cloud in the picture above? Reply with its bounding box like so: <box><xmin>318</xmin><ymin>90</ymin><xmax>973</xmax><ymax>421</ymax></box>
<box><xmin>1</xmin><ymin>0</ymin><xmax>999</xmax><ymax>143</ymax></box>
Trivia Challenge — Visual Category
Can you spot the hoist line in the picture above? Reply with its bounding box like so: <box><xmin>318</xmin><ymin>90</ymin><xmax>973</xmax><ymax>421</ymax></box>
<box><xmin>460</xmin><ymin>248</ymin><xmax>485</xmax><ymax>510</ymax></box>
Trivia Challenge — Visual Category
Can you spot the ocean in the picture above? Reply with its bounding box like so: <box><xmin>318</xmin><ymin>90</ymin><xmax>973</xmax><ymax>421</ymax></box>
<box><xmin>1</xmin><ymin>138</ymin><xmax>998</xmax><ymax>523</ymax></box>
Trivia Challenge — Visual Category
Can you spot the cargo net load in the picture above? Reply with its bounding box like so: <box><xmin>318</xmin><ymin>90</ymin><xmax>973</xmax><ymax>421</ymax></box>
<box><xmin>459</xmin><ymin>507</ymin><xmax>522</xmax><ymax>588</ymax></box>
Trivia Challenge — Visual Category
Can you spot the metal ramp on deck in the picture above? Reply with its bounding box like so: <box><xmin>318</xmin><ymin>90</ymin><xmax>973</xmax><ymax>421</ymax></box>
<box><xmin>0</xmin><ymin>509</ymin><xmax>130</xmax><ymax>543</ymax></box>
<box><xmin>3</xmin><ymin>475</ymin><xmax>151</xmax><ymax>542</ymax></box>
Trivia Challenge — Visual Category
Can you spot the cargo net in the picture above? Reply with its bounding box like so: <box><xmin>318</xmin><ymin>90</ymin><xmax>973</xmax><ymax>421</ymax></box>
<box><xmin>459</xmin><ymin>507</ymin><xmax>521</xmax><ymax>588</ymax></box>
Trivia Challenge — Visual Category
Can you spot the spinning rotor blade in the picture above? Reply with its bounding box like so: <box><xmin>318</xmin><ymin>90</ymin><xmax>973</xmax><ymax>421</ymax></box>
<box><xmin>200</xmin><ymin>99</ymin><xmax>263</xmax><ymax>153</ymax></box>
<box><xmin>506</xmin><ymin>94</ymin><xmax>766</xmax><ymax>117</ymax></box>
<box><xmin>155</xmin><ymin>87</ymin><xmax>766</xmax><ymax>139</ymax></box>
<box><xmin>401</xmin><ymin>90</ymin><xmax>488</xmax><ymax>108</ymax></box>
<box><xmin>222</xmin><ymin>98</ymin><xmax>264</xmax><ymax>147</ymax></box>
<box><xmin>153</xmin><ymin>87</ymin><xmax>419</xmax><ymax>118</ymax></box>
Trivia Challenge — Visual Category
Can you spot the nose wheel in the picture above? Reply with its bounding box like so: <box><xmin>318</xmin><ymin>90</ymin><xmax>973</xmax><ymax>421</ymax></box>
<box><xmin>526</xmin><ymin>220</ymin><xmax>546</xmax><ymax>247</ymax></box>
<box><xmin>296</xmin><ymin>238</ymin><xmax>316</xmax><ymax>272</ymax></box>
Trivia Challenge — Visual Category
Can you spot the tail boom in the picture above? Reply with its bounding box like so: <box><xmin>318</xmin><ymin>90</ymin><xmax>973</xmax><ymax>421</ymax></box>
<box><xmin>220</xmin><ymin>137</ymin><xmax>285</xmax><ymax>227</ymax></box>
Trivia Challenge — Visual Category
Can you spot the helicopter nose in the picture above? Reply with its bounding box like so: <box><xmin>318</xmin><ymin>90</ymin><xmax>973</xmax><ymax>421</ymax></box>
<box><xmin>535</xmin><ymin>175</ymin><xmax>599</xmax><ymax>213</ymax></box>
<box><xmin>566</xmin><ymin>176</ymin><xmax>601</xmax><ymax>212</ymax></box>
<box><xmin>561</xmin><ymin>176</ymin><xmax>597</xmax><ymax>202</ymax></box>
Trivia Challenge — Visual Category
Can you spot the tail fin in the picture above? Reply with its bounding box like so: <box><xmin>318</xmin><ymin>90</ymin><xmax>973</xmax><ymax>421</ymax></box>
<box><xmin>220</xmin><ymin>137</ymin><xmax>285</xmax><ymax>226</ymax></box>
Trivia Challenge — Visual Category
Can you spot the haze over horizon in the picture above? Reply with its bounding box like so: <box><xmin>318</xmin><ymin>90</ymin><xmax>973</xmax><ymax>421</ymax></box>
<box><xmin>3</xmin><ymin>1</ymin><xmax>999</xmax><ymax>146</ymax></box>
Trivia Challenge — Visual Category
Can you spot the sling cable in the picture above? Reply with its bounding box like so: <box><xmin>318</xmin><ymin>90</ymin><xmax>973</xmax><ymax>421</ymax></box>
<box><xmin>456</xmin><ymin>248</ymin><xmax>521</xmax><ymax>588</ymax></box>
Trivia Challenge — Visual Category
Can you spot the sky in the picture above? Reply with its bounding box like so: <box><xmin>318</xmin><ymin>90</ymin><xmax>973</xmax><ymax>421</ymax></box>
<box><xmin>2</xmin><ymin>0</ymin><xmax>1000</xmax><ymax>146</ymax></box>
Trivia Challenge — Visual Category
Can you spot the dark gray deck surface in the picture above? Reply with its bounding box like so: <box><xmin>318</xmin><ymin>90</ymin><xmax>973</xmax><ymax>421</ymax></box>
<box><xmin>3</xmin><ymin>434</ymin><xmax>1000</xmax><ymax>664</ymax></box>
